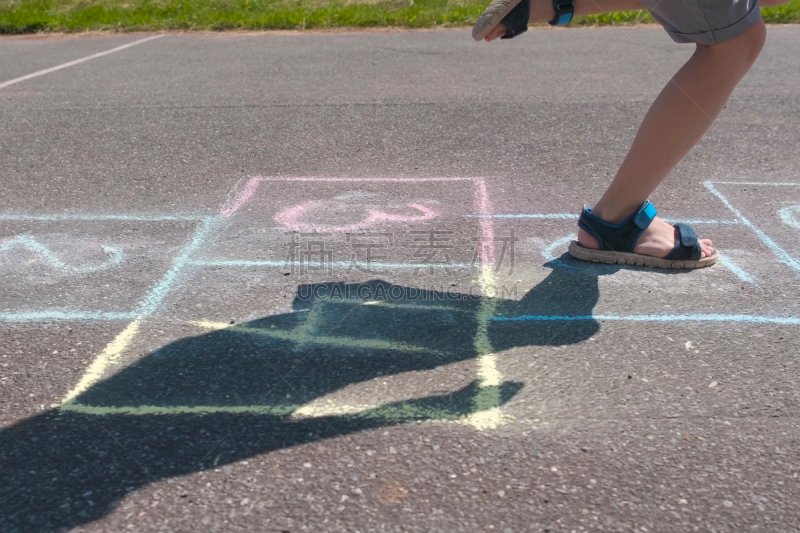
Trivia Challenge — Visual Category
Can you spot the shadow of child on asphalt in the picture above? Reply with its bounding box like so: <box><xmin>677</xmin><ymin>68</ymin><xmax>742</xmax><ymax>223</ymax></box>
<box><xmin>0</xmin><ymin>256</ymin><xmax>615</xmax><ymax>532</ymax></box>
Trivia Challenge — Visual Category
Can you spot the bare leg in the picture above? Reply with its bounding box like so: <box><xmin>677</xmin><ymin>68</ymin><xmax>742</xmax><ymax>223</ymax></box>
<box><xmin>580</xmin><ymin>20</ymin><xmax>766</xmax><ymax>258</ymax></box>
<box><xmin>481</xmin><ymin>1</ymin><xmax>770</xmax><ymax>259</ymax></box>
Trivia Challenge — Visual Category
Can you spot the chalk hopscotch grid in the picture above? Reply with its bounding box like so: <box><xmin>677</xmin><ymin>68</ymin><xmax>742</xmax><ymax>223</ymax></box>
<box><xmin>1</xmin><ymin>176</ymin><xmax>794</xmax><ymax>426</ymax></box>
<box><xmin>0</xmin><ymin>178</ymin><xmax>487</xmax><ymax>322</ymax></box>
<box><xmin>53</xmin><ymin>177</ymin><xmax>507</xmax><ymax>428</ymax></box>
<box><xmin>2</xmin><ymin>178</ymin><xmax>800</xmax><ymax>324</ymax></box>
<box><xmin>219</xmin><ymin>176</ymin><xmax>505</xmax><ymax>428</ymax></box>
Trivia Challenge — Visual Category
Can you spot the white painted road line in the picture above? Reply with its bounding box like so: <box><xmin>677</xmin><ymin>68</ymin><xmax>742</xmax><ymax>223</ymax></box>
<box><xmin>0</xmin><ymin>34</ymin><xmax>164</xmax><ymax>90</ymax></box>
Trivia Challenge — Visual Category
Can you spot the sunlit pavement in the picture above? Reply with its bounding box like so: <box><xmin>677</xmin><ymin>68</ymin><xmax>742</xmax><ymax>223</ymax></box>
<box><xmin>1</xmin><ymin>27</ymin><xmax>800</xmax><ymax>531</ymax></box>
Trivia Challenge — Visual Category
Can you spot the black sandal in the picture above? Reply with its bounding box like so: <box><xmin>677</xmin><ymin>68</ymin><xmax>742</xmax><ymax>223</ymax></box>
<box><xmin>472</xmin><ymin>0</ymin><xmax>575</xmax><ymax>41</ymax></box>
<box><xmin>472</xmin><ymin>0</ymin><xmax>529</xmax><ymax>41</ymax></box>
<box><xmin>567</xmin><ymin>201</ymin><xmax>720</xmax><ymax>269</ymax></box>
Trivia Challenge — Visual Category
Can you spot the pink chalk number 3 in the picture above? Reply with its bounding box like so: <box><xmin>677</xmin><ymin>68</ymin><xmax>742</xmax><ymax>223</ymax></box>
<box><xmin>274</xmin><ymin>201</ymin><xmax>438</xmax><ymax>232</ymax></box>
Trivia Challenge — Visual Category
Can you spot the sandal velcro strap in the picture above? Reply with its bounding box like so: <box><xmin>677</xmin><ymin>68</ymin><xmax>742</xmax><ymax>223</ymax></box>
<box><xmin>665</xmin><ymin>223</ymin><xmax>703</xmax><ymax>261</ymax></box>
<box><xmin>500</xmin><ymin>0</ymin><xmax>530</xmax><ymax>39</ymax></box>
<box><xmin>577</xmin><ymin>201</ymin><xmax>657</xmax><ymax>253</ymax></box>
<box><xmin>633</xmin><ymin>202</ymin><xmax>657</xmax><ymax>230</ymax></box>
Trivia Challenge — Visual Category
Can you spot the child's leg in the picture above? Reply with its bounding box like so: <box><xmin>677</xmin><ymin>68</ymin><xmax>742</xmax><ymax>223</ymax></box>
<box><xmin>579</xmin><ymin>19</ymin><xmax>766</xmax><ymax>258</ymax></box>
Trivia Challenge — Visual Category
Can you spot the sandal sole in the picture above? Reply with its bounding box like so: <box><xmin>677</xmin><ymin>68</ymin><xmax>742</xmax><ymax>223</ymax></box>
<box><xmin>567</xmin><ymin>241</ymin><xmax>720</xmax><ymax>269</ymax></box>
<box><xmin>472</xmin><ymin>0</ymin><xmax>524</xmax><ymax>41</ymax></box>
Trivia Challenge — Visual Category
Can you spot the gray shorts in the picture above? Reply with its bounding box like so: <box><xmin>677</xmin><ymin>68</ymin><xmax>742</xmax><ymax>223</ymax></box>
<box><xmin>642</xmin><ymin>0</ymin><xmax>763</xmax><ymax>44</ymax></box>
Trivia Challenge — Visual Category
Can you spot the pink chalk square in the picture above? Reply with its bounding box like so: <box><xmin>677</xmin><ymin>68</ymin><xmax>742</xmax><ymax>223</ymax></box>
<box><xmin>199</xmin><ymin>177</ymin><xmax>497</xmax><ymax>267</ymax></box>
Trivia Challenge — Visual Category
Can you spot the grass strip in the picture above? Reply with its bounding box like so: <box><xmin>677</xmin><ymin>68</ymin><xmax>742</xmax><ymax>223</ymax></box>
<box><xmin>0</xmin><ymin>0</ymin><xmax>798</xmax><ymax>34</ymax></box>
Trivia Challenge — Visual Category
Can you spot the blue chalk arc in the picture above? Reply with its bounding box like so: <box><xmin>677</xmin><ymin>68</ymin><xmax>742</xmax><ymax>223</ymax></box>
<box><xmin>778</xmin><ymin>205</ymin><xmax>800</xmax><ymax>230</ymax></box>
<box><xmin>0</xmin><ymin>235</ymin><xmax>124</xmax><ymax>274</ymax></box>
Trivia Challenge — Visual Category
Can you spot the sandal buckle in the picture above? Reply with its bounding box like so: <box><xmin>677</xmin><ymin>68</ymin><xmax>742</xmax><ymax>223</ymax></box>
<box><xmin>633</xmin><ymin>201</ymin><xmax>657</xmax><ymax>230</ymax></box>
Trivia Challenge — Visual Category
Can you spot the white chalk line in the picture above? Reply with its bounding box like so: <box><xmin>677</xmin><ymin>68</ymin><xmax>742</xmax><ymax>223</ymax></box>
<box><xmin>0</xmin><ymin>35</ymin><xmax>164</xmax><ymax>90</ymax></box>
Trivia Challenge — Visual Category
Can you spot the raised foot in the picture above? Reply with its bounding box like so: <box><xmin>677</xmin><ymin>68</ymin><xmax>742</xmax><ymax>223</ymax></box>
<box><xmin>472</xmin><ymin>0</ymin><xmax>521</xmax><ymax>41</ymax></box>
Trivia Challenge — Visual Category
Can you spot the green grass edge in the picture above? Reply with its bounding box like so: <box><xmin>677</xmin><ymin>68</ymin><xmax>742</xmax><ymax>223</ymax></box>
<box><xmin>0</xmin><ymin>0</ymin><xmax>798</xmax><ymax>34</ymax></box>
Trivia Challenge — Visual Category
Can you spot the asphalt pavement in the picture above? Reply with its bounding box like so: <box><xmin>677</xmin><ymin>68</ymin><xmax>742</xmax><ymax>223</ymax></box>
<box><xmin>1</xmin><ymin>26</ymin><xmax>800</xmax><ymax>532</ymax></box>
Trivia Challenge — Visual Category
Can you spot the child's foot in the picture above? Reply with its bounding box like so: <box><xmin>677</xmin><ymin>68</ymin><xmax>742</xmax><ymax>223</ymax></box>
<box><xmin>577</xmin><ymin>216</ymin><xmax>715</xmax><ymax>259</ymax></box>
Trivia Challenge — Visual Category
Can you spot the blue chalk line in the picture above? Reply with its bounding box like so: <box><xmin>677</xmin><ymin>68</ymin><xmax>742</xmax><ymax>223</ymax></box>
<box><xmin>778</xmin><ymin>206</ymin><xmax>800</xmax><ymax>230</ymax></box>
<box><xmin>717</xmin><ymin>256</ymin><xmax>755</xmax><ymax>283</ymax></box>
<box><xmin>0</xmin><ymin>214</ymin><xmax>208</xmax><ymax>222</ymax></box>
<box><xmin>491</xmin><ymin>314</ymin><xmax>800</xmax><ymax>325</ymax></box>
<box><xmin>471</xmin><ymin>214</ymin><xmax>739</xmax><ymax>224</ymax></box>
<box><xmin>0</xmin><ymin>311</ymin><xmax>136</xmax><ymax>322</ymax></box>
<box><xmin>704</xmin><ymin>182</ymin><xmax>800</xmax><ymax>275</ymax></box>
<box><xmin>135</xmin><ymin>217</ymin><xmax>218</xmax><ymax>317</ymax></box>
